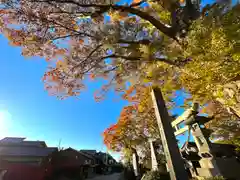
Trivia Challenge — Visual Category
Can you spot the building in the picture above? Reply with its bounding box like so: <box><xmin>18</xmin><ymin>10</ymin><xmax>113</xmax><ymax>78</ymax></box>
<box><xmin>80</xmin><ymin>150</ymin><xmax>119</xmax><ymax>175</ymax></box>
<box><xmin>0</xmin><ymin>163</ymin><xmax>46</xmax><ymax>180</ymax></box>
<box><xmin>80</xmin><ymin>150</ymin><xmax>117</xmax><ymax>165</ymax></box>
<box><xmin>0</xmin><ymin>137</ymin><xmax>58</xmax><ymax>166</ymax></box>
<box><xmin>0</xmin><ymin>137</ymin><xmax>58</xmax><ymax>180</ymax></box>
<box><xmin>43</xmin><ymin>148</ymin><xmax>97</xmax><ymax>180</ymax></box>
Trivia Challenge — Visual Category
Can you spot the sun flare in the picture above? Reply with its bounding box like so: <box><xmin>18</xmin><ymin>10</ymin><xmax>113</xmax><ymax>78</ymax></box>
<box><xmin>0</xmin><ymin>110</ymin><xmax>11</xmax><ymax>137</ymax></box>
<box><xmin>0</xmin><ymin>111</ymin><xmax>6</xmax><ymax>124</ymax></box>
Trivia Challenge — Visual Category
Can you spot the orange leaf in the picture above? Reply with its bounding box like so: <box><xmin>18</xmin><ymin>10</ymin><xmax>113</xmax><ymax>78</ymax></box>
<box><xmin>89</xmin><ymin>74</ymin><xmax>95</xmax><ymax>80</ymax></box>
<box><xmin>79</xmin><ymin>39</ymin><xmax>84</xmax><ymax>44</ymax></box>
<box><xmin>0</xmin><ymin>10</ymin><xmax>6</xmax><ymax>14</ymax></box>
<box><xmin>56</xmin><ymin>49</ymin><xmax>66</xmax><ymax>55</ymax></box>
<box><xmin>52</xmin><ymin>76</ymin><xmax>59</xmax><ymax>82</ymax></box>
<box><xmin>11</xmin><ymin>41</ymin><xmax>22</xmax><ymax>46</ymax></box>
<box><xmin>131</xmin><ymin>0</ymin><xmax>141</xmax><ymax>4</ymax></box>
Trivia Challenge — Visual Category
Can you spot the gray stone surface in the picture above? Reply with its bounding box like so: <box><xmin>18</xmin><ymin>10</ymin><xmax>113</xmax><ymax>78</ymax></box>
<box><xmin>151</xmin><ymin>88</ymin><xmax>189</xmax><ymax>180</ymax></box>
<box><xmin>86</xmin><ymin>173</ymin><xmax>121</xmax><ymax>180</ymax></box>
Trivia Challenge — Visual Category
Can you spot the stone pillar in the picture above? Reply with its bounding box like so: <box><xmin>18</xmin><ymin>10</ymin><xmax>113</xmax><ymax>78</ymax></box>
<box><xmin>151</xmin><ymin>87</ymin><xmax>189</xmax><ymax>180</ymax></box>
<box><xmin>132</xmin><ymin>152</ymin><xmax>140</xmax><ymax>178</ymax></box>
<box><xmin>191</xmin><ymin>122</ymin><xmax>221</xmax><ymax>177</ymax></box>
<box><xmin>0</xmin><ymin>170</ymin><xmax>7</xmax><ymax>180</ymax></box>
<box><xmin>149</xmin><ymin>139</ymin><xmax>158</xmax><ymax>171</ymax></box>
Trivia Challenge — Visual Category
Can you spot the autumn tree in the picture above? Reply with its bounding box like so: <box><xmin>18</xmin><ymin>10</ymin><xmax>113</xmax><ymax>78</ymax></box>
<box><xmin>103</xmin><ymin>85</ymin><xmax>159</xmax><ymax>163</ymax></box>
<box><xmin>0</xmin><ymin>0</ymin><xmax>201</xmax><ymax>96</ymax></box>
<box><xmin>103</xmin><ymin>85</ymin><xmax>171</xmax><ymax>169</ymax></box>
<box><xmin>200</xmin><ymin>100</ymin><xmax>240</xmax><ymax>151</ymax></box>
<box><xmin>178</xmin><ymin>4</ymin><xmax>240</xmax><ymax>118</ymax></box>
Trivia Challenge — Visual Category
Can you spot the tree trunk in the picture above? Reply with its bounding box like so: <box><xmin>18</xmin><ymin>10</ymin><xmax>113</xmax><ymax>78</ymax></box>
<box><xmin>229</xmin><ymin>106</ymin><xmax>240</xmax><ymax>119</ymax></box>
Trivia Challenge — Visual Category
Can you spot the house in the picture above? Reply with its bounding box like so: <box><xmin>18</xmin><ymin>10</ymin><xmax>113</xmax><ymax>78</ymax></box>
<box><xmin>43</xmin><ymin>148</ymin><xmax>97</xmax><ymax>180</ymax></box>
<box><xmin>79</xmin><ymin>150</ymin><xmax>106</xmax><ymax>174</ymax></box>
<box><xmin>0</xmin><ymin>137</ymin><xmax>58</xmax><ymax>166</ymax></box>
<box><xmin>0</xmin><ymin>137</ymin><xmax>58</xmax><ymax>180</ymax></box>
<box><xmin>80</xmin><ymin>150</ymin><xmax>118</xmax><ymax>174</ymax></box>
<box><xmin>80</xmin><ymin>150</ymin><xmax>117</xmax><ymax>165</ymax></box>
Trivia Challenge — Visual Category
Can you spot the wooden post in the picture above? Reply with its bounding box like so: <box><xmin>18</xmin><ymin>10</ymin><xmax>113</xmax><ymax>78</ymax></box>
<box><xmin>151</xmin><ymin>87</ymin><xmax>189</xmax><ymax>180</ymax></box>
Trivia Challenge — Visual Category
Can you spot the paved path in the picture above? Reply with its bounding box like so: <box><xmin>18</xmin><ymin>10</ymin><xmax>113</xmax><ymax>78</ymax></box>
<box><xmin>87</xmin><ymin>173</ymin><xmax>121</xmax><ymax>180</ymax></box>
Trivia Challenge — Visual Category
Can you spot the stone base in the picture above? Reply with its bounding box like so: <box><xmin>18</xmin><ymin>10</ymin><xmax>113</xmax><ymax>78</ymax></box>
<box><xmin>216</xmin><ymin>157</ymin><xmax>240</xmax><ymax>179</ymax></box>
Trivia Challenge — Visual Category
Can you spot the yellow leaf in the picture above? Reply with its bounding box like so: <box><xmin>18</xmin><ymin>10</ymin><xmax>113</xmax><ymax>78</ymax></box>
<box><xmin>56</xmin><ymin>60</ymin><xmax>68</xmax><ymax>72</ymax></box>
<box><xmin>46</xmin><ymin>40</ymin><xmax>52</xmax><ymax>45</ymax></box>
<box><xmin>139</xmin><ymin>45</ymin><xmax>149</xmax><ymax>59</ymax></box>
<box><xmin>74</xmin><ymin>25</ymin><xmax>79</xmax><ymax>30</ymax></box>
<box><xmin>143</xmin><ymin>78</ymin><xmax>150</xmax><ymax>83</ymax></box>
<box><xmin>109</xmin><ymin>11</ymin><xmax>120</xmax><ymax>22</ymax></box>
<box><xmin>138</xmin><ymin>105</ymin><xmax>144</xmax><ymax>112</ymax></box>
<box><xmin>233</xmin><ymin>53</ymin><xmax>240</xmax><ymax>61</ymax></box>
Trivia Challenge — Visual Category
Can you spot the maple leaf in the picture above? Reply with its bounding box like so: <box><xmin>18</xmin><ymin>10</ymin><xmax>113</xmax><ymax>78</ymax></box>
<box><xmin>89</xmin><ymin>74</ymin><xmax>95</xmax><ymax>80</ymax></box>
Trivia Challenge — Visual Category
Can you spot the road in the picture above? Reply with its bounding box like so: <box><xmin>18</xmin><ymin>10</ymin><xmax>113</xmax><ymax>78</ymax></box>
<box><xmin>87</xmin><ymin>173</ymin><xmax>122</xmax><ymax>180</ymax></box>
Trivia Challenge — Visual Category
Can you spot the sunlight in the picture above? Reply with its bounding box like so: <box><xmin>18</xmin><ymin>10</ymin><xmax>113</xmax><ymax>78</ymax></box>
<box><xmin>0</xmin><ymin>111</ymin><xmax>6</xmax><ymax>125</ymax></box>
<box><xmin>0</xmin><ymin>110</ymin><xmax>11</xmax><ymax>138</ymax></box>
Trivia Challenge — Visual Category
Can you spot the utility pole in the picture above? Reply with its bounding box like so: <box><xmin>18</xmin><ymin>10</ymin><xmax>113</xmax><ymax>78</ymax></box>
<box><xmin>151</xmin><ymin>87</ymin><xmax>189</xmax><ymax>180</ymax></box>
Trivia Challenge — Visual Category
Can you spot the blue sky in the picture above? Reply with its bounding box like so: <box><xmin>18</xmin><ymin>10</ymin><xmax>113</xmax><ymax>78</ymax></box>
<box><xmin>0</xmin><ymin>0</ymin><xmax>220</xmax><ymax>160</ymax></box>
<box><xmin>0</xmin><ymin>35</ymin><xmax>128</xmax><ymax>158</ymax></box>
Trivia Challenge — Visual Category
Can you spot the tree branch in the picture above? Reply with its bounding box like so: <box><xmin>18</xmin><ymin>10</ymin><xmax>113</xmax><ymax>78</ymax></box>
<box><xmin>118</xmin><ymin>39</ymin><xmax>151</xmax><ymax>45</ymax></box>
<box><xmin>35</xmin><ymin>0</ymin><xmax>176</xmax><ymax>39</ymax></box>
<box><xmin>155</xmin><ymin>57</ymin><xmax>179</xmax><ymax>66</ymax></box>
<box><xmin>104</xmin><ymin>54</ymin><xmax>183</xmax><ymax>67</ymax></box>
<box><xmin>51</xmin><ymin>32</ymin><xmax>94</xmax><ymax>41</ymax></box>
<box><xmin>71</xmin><ymin>44</ymin><xmax>103</xmax><ymax>72</ymax></box>
<box><xmin>17</xmin><ymin>6</ymin><xmax>98</xmax><ymax>40</ymax></box>
<box><xmin>106</xmin><ymin>54</ymin><xmax>141</xmax><ymax>61</ymax></box>
<box><xmin>46</xmin><ymin>19</ymin><xmax>98</xmax><ymax>39</ymax></box>
<box><xmin>73</xmin><ymin>53</ymin><xmax>189</xmax><ymax>76</ymax></box>
<box><xmin>104</xmin><ymin>66</ymin><xmax>119</xmax><ymax>73</ymax></box>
